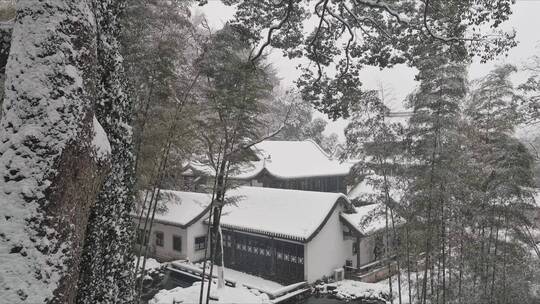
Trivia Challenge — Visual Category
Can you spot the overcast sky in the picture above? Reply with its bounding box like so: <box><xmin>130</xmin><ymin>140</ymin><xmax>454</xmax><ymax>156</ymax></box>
<box><xmin>195</xmin><ymin>0</ymin><xmax>540</xmax><ymax>140</ymax></box>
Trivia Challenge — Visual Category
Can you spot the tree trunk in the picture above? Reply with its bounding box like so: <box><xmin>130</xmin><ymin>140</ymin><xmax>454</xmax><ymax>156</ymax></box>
<box><xmin>405</xmin><ymin>225</ymin><xmax>413</xmax><ymax>304</ymax></box>
<box><xmin>76</xmin><ymin>1</ymin><xmax>136</xmax><ymax>303</ymax></box>
<box><xmin>0</xmin><ymin>1</ymin><xmax>109</xmax><ymax>303</ymax></box>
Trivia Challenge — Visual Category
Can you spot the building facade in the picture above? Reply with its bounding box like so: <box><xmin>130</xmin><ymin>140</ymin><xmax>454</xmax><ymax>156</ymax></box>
<box><xmin>134</xmin><ymin>186</ymin><xmax>389</xmax><ymax>284</ymax></box>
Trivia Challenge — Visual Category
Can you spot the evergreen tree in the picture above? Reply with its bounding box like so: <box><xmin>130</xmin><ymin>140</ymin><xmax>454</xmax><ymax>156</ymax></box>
<box><xmin>343</xmin><ymin>89</ymin><xmax>408</xmax><ymax>303</ymax></box>
<box><xmin>462</xmin><ymin>65</ymin><xmax>538</xmax><ymax>304</ymax></box>
<box><xmin>520</xmin><ymin>51</ymin><xmax>540</xmax><ymax>123</ymax></box>
<box><xmin>193</xmin><ymin>25</ymin><xmax>275</xmax><ymax>299</ymax></box>
<box><xmin>121</xmin><ymin>0</ymin><xmax>195</xmax><ymax>189</ymax></box>
<box><xmin>261</xmin><ymin>90</ymin><xmax>314</xmax><ymax>141</ymax></box>
<box><xmin>405</xmin><ymin>55</ymin><xmax>468</xmax><ymax>304</ymax></box>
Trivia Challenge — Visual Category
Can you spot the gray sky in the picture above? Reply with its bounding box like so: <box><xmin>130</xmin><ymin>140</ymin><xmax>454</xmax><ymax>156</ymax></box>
<box><xmin>195</xmin><ymin>0</ymin><xmax>540</xmax><ymax>140</ymax></box>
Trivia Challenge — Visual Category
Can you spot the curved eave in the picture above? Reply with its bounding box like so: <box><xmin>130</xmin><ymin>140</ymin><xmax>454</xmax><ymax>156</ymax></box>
<box><xmin>339</xmin><ymin>214</ymin><xmax>366</xmax><ymax>237</ymax></box>
<box><xmin>219</xmin><ymin>224</ymin><xmax>307</xmax><ymax>243</ymax></box>
<box><xmin>305</xmin><ymin>196</ymin><xmax>352</xmax><ymax>242</ymax></box>
<box><xmin>186</xmin><ymin>163</ymin><xmax>350</xmax><ymax>181</ymax></box>
<box><xmin>132</xmin><ymin>205</ymin><xmax>211</xmax><ymax>230</ymax></box>
<box><xmin>250</xmin><ymin>167</ymin><xmax>350</xmax><ymax>181</ymax></box>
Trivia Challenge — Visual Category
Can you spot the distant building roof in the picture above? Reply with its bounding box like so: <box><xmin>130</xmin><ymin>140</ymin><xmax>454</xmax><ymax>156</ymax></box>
<box><xmin>187</xmin><ymin>140</ymin><xmax>354</xmax><ymax>180</ymax></box>
<box><xmin>138</xmin><ymin>186</ymin><xmax>353</xmax><ymax>242</ymax></box>
<box><xmin>340</xmin><ymin>203</ymin><xmax>404</xmax><ymax>236</ymax></box>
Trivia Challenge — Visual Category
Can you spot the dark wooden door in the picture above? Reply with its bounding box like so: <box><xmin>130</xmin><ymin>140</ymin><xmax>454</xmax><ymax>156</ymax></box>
<box><xmin>222</xmin><ymin>230</ymin><xmax>304</xmax><ymax>285</ymax></box>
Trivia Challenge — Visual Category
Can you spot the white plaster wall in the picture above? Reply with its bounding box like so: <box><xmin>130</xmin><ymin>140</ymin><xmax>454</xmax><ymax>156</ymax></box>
<box><xmin>134</xmin><ymin>220</ymin><xmax>188</xmax><ymax>262</ymax></box>
<box><xmin>358</xmin><ymin>235</ymin><xmax>376</xmax><ymax>266</ymax></box>
<box><xmin>186</xmin><ymin>218</ymin><xmax>209</xmax><ymax>262</ymax></box>
<box><xmin>305</xmin><ymin>205</ymin><xmax>354</xmax><ymax>283</ymax></box>
<box><xmin>132</xmin><ymin>215</ymin><xmax>211</xmax><ymax>263</ymax></box>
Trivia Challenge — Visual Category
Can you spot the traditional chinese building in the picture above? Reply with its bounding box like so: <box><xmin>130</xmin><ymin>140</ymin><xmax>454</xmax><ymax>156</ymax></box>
<box><xmin>133</xmin><ymin>186</ymin><xmax>393</xmax><ymax>284</ymax></box>
<box><xmin>133</xmin><ymin>139</ymin><xmax>398</xmax><ymax>284</ymax></box>
<box><xmin>182</xmin><ymin>140</ymin><xmax>353</xmax><ymax>193</ymax></box>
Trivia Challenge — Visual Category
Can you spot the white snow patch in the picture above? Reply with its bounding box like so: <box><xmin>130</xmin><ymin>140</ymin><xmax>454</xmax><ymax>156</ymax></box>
<box><xmin>92</xmin><ymin>115</ymin><xmax>111</xmax><ymax>160</ymax></box>
<box><xmin>134</xmin><ymin>256</ymin><xmax>162</xmax><ymax>273</ymax></box>
<box><xmin>188</xmin><ymin>261</ymin><xmax>284</xmax><ymax>291</ymax></box>
<box><xmin>65</xmin><ymin>64</ymin><xmax>83</xmax><ymax>88</ymax></box>
<box><xmin>318</xmin><ymin>279</ymin><xmax>389</xmax><ymax>302</ymax></box>
<box><xmin>150</xmin><ymin>281</ymin><xmax>271</xmax><ymax>304</ymax></box>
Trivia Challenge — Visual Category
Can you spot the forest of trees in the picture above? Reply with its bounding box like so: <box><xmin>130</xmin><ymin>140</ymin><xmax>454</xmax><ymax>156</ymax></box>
<box><xmin>0</xmin><ymin>0</ymin><xmax>539</xmax><ymax>304</ymax></box>
<box><xmin>343</xmin><ymin>61</ymin><xmax>540</xmax><ymax>304</ymax></box>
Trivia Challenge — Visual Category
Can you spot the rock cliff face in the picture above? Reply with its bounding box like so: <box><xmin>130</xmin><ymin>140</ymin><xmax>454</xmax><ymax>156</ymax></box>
<box><xmin>76</xmin><ymin>1</ymin><xmax>137</xmax><ymax>303</ymax></box>
<box><xmin>0</xmin><ymin>21</ymin><xmax>12</xmax><ymax>118</ymax></box>
<box><xmin>0</xmin><ymin>1</ymin><xmax>109</xmax><ymax>303</ymax></box>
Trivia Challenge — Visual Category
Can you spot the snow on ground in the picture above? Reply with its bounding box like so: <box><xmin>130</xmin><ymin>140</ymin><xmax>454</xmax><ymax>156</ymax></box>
<box><xmin>134</xmin><ymin>256</ymin><xmax>163</xmax><ymax>276</ymax></box>
<box><xmin>387</xmin><ymin>271</ymin><xmax>419</xmax><ymax>304</ymax></box>
<box><xmin>141</xmin><ymin>257</ymin><xmax>162</xmax><ymax>272</ymax></box>
<box><xmin>150</xmin><ymin>281</ymin><xmax>271</xmax><ymax>304</ymax></box>
<box><xmin>189</xmin><ymin>261</ymin><xmax>284</xmax><ymax>291</ymax></box>
<box><xmin>317</xmin><ymin>280</ymin><xmax>389</xmax><ymax>302</ymax></box>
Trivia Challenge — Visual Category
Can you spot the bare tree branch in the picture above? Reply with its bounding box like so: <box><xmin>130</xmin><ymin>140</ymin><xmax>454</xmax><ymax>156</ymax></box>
<box><xmin>250</xmin><ymin>0</ymin><xmax>294</xmax><ymax>63</ymax></box>
<box><xmin>422</xmin><ymin>0</ymin><xmax>495</xmax><ymax>43</ymax></box>
<box><xmin>309</xmin><ymin>0</ymin><xmax>329</xmax><ymax>48</ymax></box>
<box><xmin>232</xmin><ymin>100</ymin><xmax>295</xmax><ymax>154</ymax></box>
<box><xmin>325</xmin><ymin>5</ymin><xmax>354</xmax><ymax>76</ymax></box>
<box><xmin>343</xmin><ymin>3</ymin><xmax>391</xmax><ymax>39</ymax></box>
<box><xmin>355</xmin><ymin>0</ymin><xmax>410</xmax><ymax>24</ymax></box>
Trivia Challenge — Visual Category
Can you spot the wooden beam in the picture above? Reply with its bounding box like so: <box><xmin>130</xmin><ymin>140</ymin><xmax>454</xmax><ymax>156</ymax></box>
<box><xmin>356</xmin><ymin>236</ymin><xmax>361</xmax><ymax>272</ymax></box>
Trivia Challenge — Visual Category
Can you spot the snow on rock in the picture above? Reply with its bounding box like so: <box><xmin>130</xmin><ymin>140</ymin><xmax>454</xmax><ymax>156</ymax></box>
<box><xmin>150</xmin><ymin>282</ymin><xmax>271</xmax><ymax>304</ymax></box>
<box><xmin>91</xmin><ymin>115</ymin><xmax>112</xmax><ymax>161</ymax></box>
<box><xmin>0</xmin><ymin>1</ymin><xmax>98</xmax><ymax>303</ymax></box>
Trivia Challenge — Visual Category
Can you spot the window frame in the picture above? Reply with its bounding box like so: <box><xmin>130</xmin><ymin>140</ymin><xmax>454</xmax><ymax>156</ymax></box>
<box><xmin>155</xmin><ymin>231</ymin><xmax>164</xmax><ymax>247</ymax></box>
<box><xmin>194</xmin><ymin>236</ymin><xmax>207</xmax><ymax>251</ymax></box>
<box><xmin>172</xmin><ymin>235</ymin><xmax>182</xmax><ymax>252</ymax></box>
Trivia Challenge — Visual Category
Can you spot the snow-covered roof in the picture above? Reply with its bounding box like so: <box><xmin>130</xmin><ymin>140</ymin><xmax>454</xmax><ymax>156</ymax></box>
<box><xmin>219</xmin><ymin>186</ymin><xmax>351</xmax><ymax>242</ymax></box>
<box><xmin>140</xmin><ymin>186</ymin><xmax>352</xmax><ymax>241</ymax></box>
<box><xmin>137</xmin><ymin>190</ymin><xmax>212</xmax><ymax>228</ymax></box>
<box><xmin>340</xmin><ymin>203</ymin><xmax>403</xmax><ymax>236</ymax></box>
<box><xmin>187</xmin><ymin>140</ymin><xmax>354</xmax><ymax>180</ymax></box>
